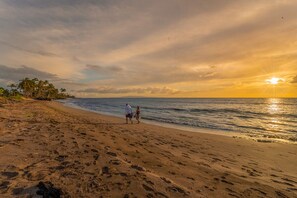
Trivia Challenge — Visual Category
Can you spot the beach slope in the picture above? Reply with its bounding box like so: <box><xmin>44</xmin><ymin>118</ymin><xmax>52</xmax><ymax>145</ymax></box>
<box><xmin>0</xmin><ymin>100</ymin><xmax>296</xmax><ymax>197</ymax></box>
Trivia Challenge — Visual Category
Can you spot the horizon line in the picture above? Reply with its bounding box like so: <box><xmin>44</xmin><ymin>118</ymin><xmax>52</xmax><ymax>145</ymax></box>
<box><xmin>72</xmin><ymin>97</ymin><xmax>297</xmax><ymax>99</ymax></box>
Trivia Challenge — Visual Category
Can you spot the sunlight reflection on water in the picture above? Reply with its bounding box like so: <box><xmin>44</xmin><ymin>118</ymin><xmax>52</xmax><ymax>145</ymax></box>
<box><xmin>267</xmin><ymin>98</ymin><xmax>280</xmax><ymax>114</ymax></box>
<box><xmin>266</xmin><ymin>98</ymin><xmax>282</xmax><ymax>133</ymax></box>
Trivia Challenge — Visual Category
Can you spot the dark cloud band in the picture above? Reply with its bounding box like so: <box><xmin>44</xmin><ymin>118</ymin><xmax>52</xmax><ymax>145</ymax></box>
<box><xmin>0</xmin><ymin>65</ymin><xmax>59</xmax><ymax>82</ymax></box>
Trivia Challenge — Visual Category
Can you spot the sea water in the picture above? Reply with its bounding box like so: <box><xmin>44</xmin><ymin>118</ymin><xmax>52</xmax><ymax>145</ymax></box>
<box><xmin>60</xmin><ymin>98</ymin><xmax>297</xmax><ymax>143</ymax></box>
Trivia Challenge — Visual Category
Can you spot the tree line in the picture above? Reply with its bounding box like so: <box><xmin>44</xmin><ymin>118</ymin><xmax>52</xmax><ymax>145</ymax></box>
<box><xmin>0</xmin><ymin>78</ymin><xmax>74</xmax><ymax>100</ymax></box>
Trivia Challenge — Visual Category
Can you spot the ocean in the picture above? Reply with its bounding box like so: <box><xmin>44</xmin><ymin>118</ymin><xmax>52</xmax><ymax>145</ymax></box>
<box><xmin>60</xmin><ymin>98</ymin><xmax>297</xmax><ymax>143</ymax></box>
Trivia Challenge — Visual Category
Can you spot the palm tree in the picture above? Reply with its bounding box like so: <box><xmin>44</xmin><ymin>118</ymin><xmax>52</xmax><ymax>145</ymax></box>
<box><xmin>60</xmin><ymin>88</ymin><xmax>66</xmax><ymax>93</ymax></box>
<box><xmin>5</xmin><ymin>77</ymin><xmax>73</xmax><ymax>100</ymax></box>
<box><xmin>18</xmin><ymin>78</ymin><xmax>35</xmax><ymax>97</ymax></box>
<box><xmin>8</xmin><ymin>83</ymin><xmax>18</xmax><ymax>96</ymax></box>
<box><xmin>46</xmin><ymin>83</ymin><xmax>57</xmax><ymax>99</ymax></box>
<box><xmin>35</xmin><ymin>80</ymin><xmax>45</xmax><ymax>99</ymax></box>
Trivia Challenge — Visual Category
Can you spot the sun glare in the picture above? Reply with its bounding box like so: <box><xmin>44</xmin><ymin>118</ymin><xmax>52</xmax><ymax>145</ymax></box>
<box><xmin>266</xmin><ymin>77</ymin><xmax>283</xmax><ymax>85</ymax></box>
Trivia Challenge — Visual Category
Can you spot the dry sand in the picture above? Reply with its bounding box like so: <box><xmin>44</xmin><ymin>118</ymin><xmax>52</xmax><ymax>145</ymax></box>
<box><xmin>0</xmin><ymin>100</ymin><xmax>296</xmax><ymax>197</ymax></box>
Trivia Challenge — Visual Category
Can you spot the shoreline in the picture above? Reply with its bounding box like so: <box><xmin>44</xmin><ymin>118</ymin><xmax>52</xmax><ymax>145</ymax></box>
<box><xmin>61</xmin><ymin>100</ymin><xmax>243</xmax><ymax>136</ymax></box>
<box><xmin>0</xmin><ymin>100</ymin><xmax>296</xmax><ymax>197</ymax></box>
<box><xmin>60</xmin><ymin>100</ymin><xmax>296</xmax><ymax>144</ymax></box>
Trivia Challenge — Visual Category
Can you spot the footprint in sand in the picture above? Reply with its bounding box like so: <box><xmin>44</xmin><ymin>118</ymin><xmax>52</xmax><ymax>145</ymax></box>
<box><xmin>142</xmin><ymin>184</ymin><xmax>154</xmax><ymax>192</ymax></box>
<box><xmin>55</xmin><ymin>155</ymin><xmax>68</xmax><ymax>162</ymax></box>
<box><xmin>101</xmin><ymin>166</ymin><xmax>110</xmax><ymax>175</ymax></box>
<box><xmin>109</xmin><ymin>159</ymin><xmax>121</xmax><ymax>165</ymax></box>
<box><xmin>281</xmin><ymin>177</ymin><xmax>297</xmax><ymax>185</ymax></box>
<box><xmin>131</xmin><ymin>165</ymin><xmax>146</xmax><ymax>171</ymax></box>
<box><xmin>119</xmin><ymin>172</ymin><xmax>128</xmax><ymax>177</ymax></box>
<box><xmin>91</xmin><ymin>148</ymin><xmax>98</xmax><ymax>153</ymax></box>
<box><xmin>144</xmin><ymin>179</ymin><xmax>154</xmax><ymax>186</ymax></box>
<box><xmin>93</xmin><ymin>154</ymin><xmax>100</xmax><ymax>160</ymax></box>
<box><xmin>241</xmin><ymin>165</ymin><xmax>262</xmax><ymax>177</ymax></box>
<box><xmin>23</xmin><ymin>170</ymin><xmax>47</xmax><ymax>181</ymax></box>
<box><xmin>187</xmin><ymin>177</ymin><xmax>195</xmax><ymax>181</ymax></box>
<box><xmin>106</xmin><ymin>152</ymin><xmax>117</xmax><ymax>157</ymax></box>
<box><xmin>211</xmin><ymin>157</ymin><xmax>222</xmax><ymax>162</ymax></box>
<box><xmin>271</xmin><ymin>179</ymin><xmax>295</xmax><ymax>187</ymax></box>
<box><xmin>221</xmin><ymin>179</ymin><xmax>234</xmax><ymax>185</ymax></box>
<box><xmin>275</xmin><ymin>190</ymin><xmax>290</xmax><ymax>198</ymax></box>
<box><xmin>160</xmin><ymin>177</ymin><xmax>171</xmax><ymax>184</ymax></box>
<box><xmin>249</xmin><ymin>188</ymin><xmax>267</xmax><ymax>196</ymax></box>
<box><xmin>177</xmin><ymin>161</ymin><xmax>186</xmax><ymax>166</ymax></box>
<box><xmin>166</xmin><ymin>185</ymin><xmax>189</xmax><ymax>196</ymax></box>
<box><xmin>0</xmin><ymin>181</ymin><xmax>10</xmax><ymax>191</ymax></box>
<box><xmin>221</xmin><ymin>165</ymin><xmax>230</xmax><ymax>169</ymax></box>
<box><xmin>1</xmin><ymin>171</ymin><xmax>19</xmax><ymax>179</ymax></box>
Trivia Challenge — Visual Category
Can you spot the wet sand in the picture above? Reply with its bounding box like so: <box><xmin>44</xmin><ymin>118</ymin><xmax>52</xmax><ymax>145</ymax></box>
<box><xmin>0</xmin><ymin>100</ymin><xmax>296</xmax><ymax>197</ymax></box>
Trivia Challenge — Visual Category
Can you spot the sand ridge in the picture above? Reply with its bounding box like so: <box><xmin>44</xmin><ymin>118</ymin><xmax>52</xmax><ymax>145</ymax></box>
<box><xmin>0</xmin><ymin>100</ymin><xmax>296</xmax><ymax>197</ymax></box>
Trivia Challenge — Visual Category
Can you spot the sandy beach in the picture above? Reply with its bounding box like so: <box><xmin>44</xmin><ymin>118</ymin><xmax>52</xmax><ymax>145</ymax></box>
<box><xmin>0</xmin><ymin>100</ymin><xmax>296</xmax><ymax>197</ymax></box>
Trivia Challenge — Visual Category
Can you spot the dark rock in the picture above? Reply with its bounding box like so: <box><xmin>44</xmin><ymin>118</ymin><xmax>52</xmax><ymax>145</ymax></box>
<box><xmin>36</xmin><ymin>181</ymin><xmax>61</xmax><ymax>198</ymax></box>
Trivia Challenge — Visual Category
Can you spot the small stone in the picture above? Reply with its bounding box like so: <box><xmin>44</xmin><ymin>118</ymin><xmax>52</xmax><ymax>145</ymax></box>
<box><xmin>36</xmin><ymin>181</ymin><xmax>61</xmax><ymax>198</ymax></box>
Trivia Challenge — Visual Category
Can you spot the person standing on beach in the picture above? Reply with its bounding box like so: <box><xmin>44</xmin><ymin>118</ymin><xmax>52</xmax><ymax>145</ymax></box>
<box><xmin>134</xmin><ymin>106</ymin><xmax>141</xmax><ymax>124</ymax></box>
<box><xmin>125</xmin><ymin>104</ymin><xmax>133</xmax><ymax>124</ymax></box>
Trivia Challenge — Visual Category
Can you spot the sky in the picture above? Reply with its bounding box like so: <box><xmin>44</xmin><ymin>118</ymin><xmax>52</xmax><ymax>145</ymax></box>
<box><xmin>0</xmin><ymin>0</ymin><xmax>296</xmax><ymax>98</ymax></box>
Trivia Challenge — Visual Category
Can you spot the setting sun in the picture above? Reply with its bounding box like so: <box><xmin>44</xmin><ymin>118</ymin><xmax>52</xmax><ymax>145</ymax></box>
<box><xmin>266</xmin><ymin>77</ymin><xmax>283</xmax><ymax>85</ymax></box>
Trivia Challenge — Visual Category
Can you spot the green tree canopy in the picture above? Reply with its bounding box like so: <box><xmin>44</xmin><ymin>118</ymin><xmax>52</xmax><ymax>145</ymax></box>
<box><xmin>2</xmin><ymin>78</ymin><xmax>74</xmax><ymax>100</ymax></box>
